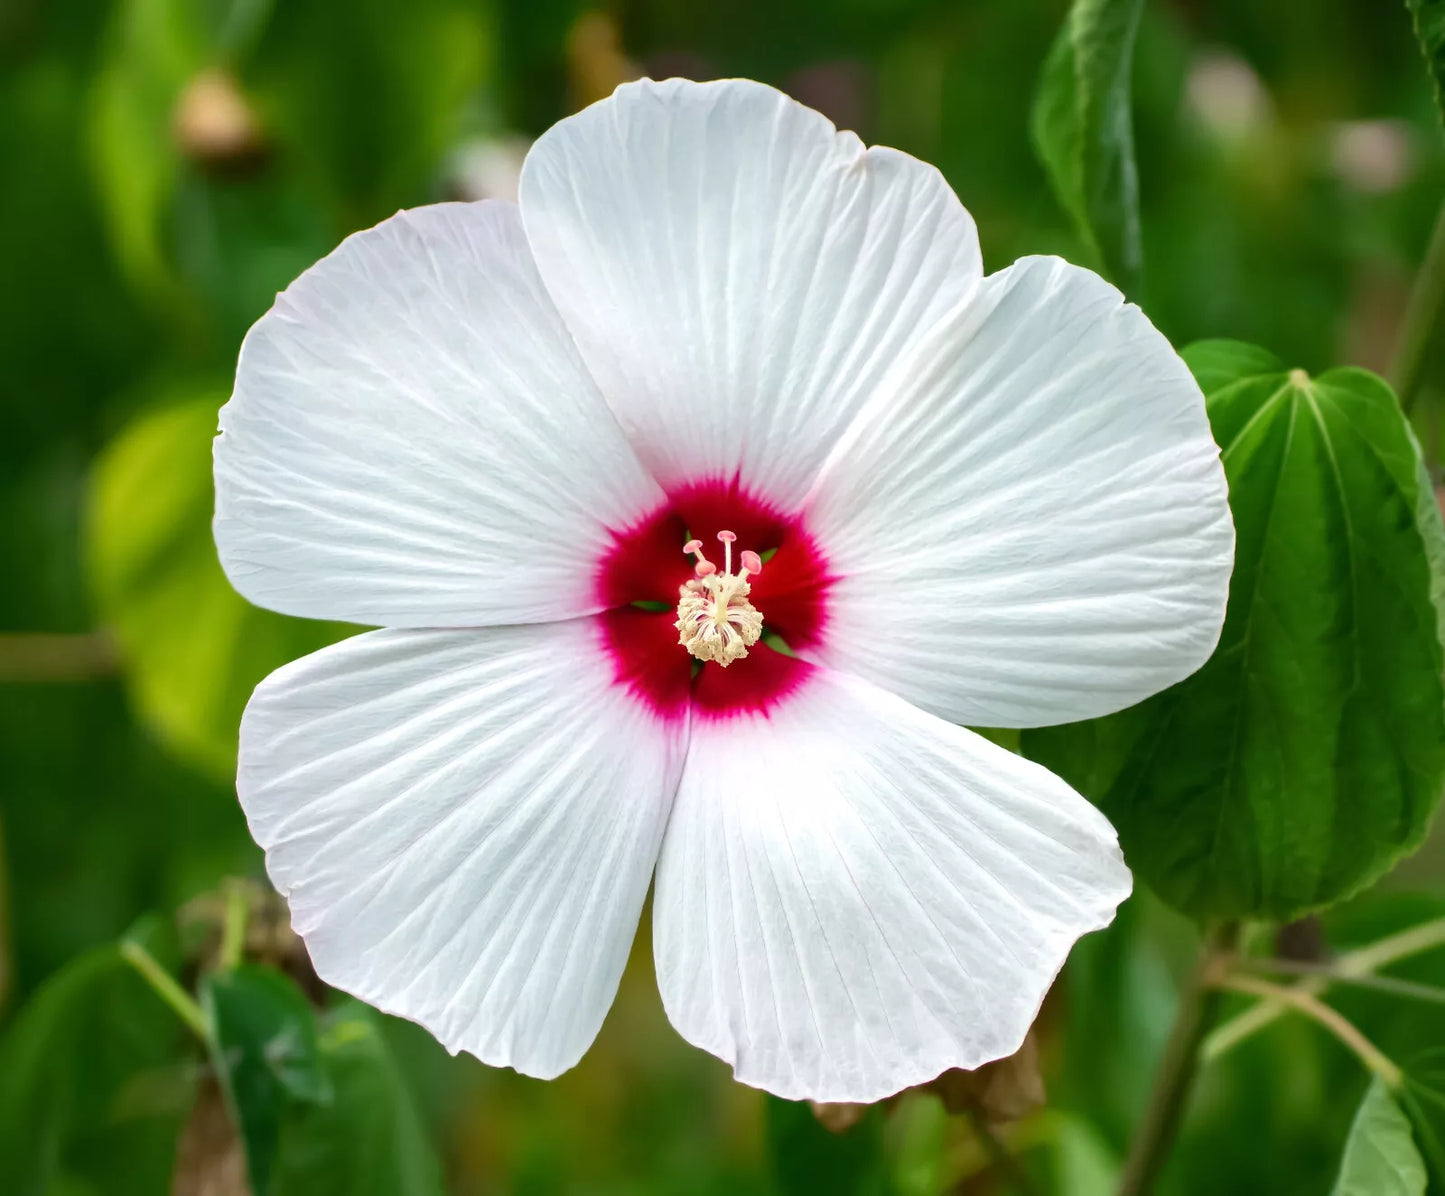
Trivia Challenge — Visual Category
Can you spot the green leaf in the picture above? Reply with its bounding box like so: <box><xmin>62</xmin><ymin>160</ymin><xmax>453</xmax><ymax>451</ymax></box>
<box><xmin>1030</xmin><ymin>0</ymin><xmax>1144</xmax><ymax>294</ymax></box>
<box><xmin>202</xmin><ymin>964</ymin><xmax>328</xmax><ymax>1195</ymax></box>
<box><xmin>1025</xmin><ymin>342</ymin><xmax>1445</xmax><ymax>920</ymax></box>
<box><xmin>1181</xmin><ymin>340</ymin><xmax>1288</xmax><ymax>398</ymax></box>
<box><xmin>271</xmin><ymin>1005</ymin><xmax>446</xmax><ymax>1196</ymax></box>
<box><xmin>0</xmin><ymin>930</ymin><xmax>188</xmax><ymax>1196</ymax></box>
<box><xmin>1406</xmin><ymin>0</ymin><xmax>1445</xmax><ymax>129</ymax></box>
<box><xmin>1332</xmin><ymin>1079</ymin><xmax>1426</xmax><ymax>1196</ymax></box>
<box><xmin>86</xmin><ymin>393</ymin><xmax>348</xmax><ymax>779</ymax></box>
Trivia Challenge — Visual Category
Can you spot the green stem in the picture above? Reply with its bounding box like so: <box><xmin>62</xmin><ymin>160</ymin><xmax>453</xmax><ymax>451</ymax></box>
<box><xmin>121</xmin><ymin>940</ymin><xmax>210</xmax><ymax>1042</ymax></box>
<box><xmin>1393</xmin><ymin>198</ymin><xmax>1445</xmax><ymax>415</ymax></box>
<box><xmin>1212</xmin><ymin>973</ymin><xmax>1403</xmax><ymax>1089</ymax></box>
<box><xmin>1340</xmin><ymin>915</ymin><xmax>1445</xmax><ymax>974</ymax></box>
<box><xmin>218</xmin><ymin>881</ymin><xmax>248</xmax><ymax>971</ymax></box>
<box><xmin>1203</xmin><ymin>915</ymin><xmax>1445</xmax><ymax>1060</ymax></box>
<box><xmin>1234</xmin><ymin>955</ymin><xmax>1445</xmax><ymax>1005</ymax></box>
<box><xmin>0</xmin><ymin>632</ymin><xmax>119</xmax><ymax>683</ymax></box>
<box><xmin>1117</xmin><ymin>923</ymin><xmax>1238</xmax><ymax>1196</ymax></box>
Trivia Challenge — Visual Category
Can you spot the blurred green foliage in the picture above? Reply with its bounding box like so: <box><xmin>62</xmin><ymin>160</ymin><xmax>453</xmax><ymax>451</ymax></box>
<box><xmin>88</xmin><ymin>393</ymin><xmax>347</xmax><ymax>778</ymax></box>
<box><xmin>0</xmin><ymin>919</ymin><xmax>188</xmax><ymax>1195</ymax></box>
<box><xmin>4</xmin><ymin>0</ymin><xmax>1445</xmax><ymax>1192</ymax></box>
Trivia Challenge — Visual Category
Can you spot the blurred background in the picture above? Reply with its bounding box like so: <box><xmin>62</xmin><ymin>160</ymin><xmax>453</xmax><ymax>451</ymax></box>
<box><xmin>2</xmin><ymin>0</ymin><xmax>1444</xmax><ymax>1192</ymax></box>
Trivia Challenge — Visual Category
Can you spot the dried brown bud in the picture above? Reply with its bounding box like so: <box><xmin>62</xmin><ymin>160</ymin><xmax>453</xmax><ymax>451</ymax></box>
<box><xmin>809</xmin><ymin>1101</ymin><xmax>871</xmax><ymax>1134</ymax></box>
<box><xmin>173</xmin><ymin>70</ymin><xmax>266</xmax><ymax>172</ymax></box>
<box><xmin>927</xmin><ymin>1032</ymin><xmax>1046</xmax><ymax>1127</ymax></box>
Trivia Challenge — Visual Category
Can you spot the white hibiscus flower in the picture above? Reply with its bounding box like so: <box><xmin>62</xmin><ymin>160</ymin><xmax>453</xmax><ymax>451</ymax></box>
<box><xmin>214</xmin><ymin>77</ymin><xmax>1234</xmax><ymax>1103</ymax></box>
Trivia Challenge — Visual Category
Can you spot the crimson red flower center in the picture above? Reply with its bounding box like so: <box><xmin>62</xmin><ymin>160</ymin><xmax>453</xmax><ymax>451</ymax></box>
<box><xmin>593</xmin><ymin>479</ymin><xmax>834</xmax><ymax>723</ymax></box>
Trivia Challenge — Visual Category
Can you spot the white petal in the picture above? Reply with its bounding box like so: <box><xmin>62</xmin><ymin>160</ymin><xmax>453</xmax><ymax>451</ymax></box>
<box><xmin>518</xmin><ymin>78</ymin><xmax>983</xmax><ymax>508</ymax></box>
<box><xmin>215</xmin><ymin>200</ymin><xmax>664</xmax><ymax>628</ymax></box>
<box><xmin>652</xmin><ymin>664</ymin><xmax>1130</xmax><ymax>1103</ymax></box>
<box><xmin>806</xmin><ymin>256</ymin><xmax>1234</xmax><ymax>727</ymax></box>
<box><xmin>238</xmin><ymin>620</ymin><xmax>684</xmax><ymax>1079</ymax></box>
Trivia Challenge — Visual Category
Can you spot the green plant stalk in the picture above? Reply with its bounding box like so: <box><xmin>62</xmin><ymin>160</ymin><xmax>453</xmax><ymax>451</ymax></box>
<box><xmin>0</xmin><ymin>632</ymin><xmax>119</xmax><ymax>682</ymax></box>
<box><xmin>1235</xmin><ymin>955</ymin><xmax>1445</xmax><ymax>1005</ymax></box>
<box><xmin>1393</xmin><ymin>199</ymin><xmax>1445</xmax><ymax>416</ymax></box>
<box><xmin>120</xmin><ymin>940</ymin><xmax>210</xmax><ymax>1042</ymax></box>
<box><xmin>218</xmin><ymin>880</ymin><xmax>248</xmax><ymax>971</ymax></box>
<box><xmin>1117</xmin><ymin>923</ymin><xmax>1239</xmax><ymax>1196</ymax></box>
<box><xmin>1213</xmin><ymin>973</ymin><xmax>1403</xmax><ymax>1088</ymax></box>
<box><xmin>1203</xmin><ymin>915</ymin><xmax>1445</xmax><ymax>1059</ymax></box>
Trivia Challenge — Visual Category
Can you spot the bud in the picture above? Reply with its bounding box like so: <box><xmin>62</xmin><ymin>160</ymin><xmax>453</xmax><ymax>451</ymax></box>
<box><xmin>809</xmin><ymin>1101</ymin><xmax>870</xmax><ymax>1134</ymax></box>
<box><xmin>173</xmin><ymin>69</ymin><xmax>266</xmax><ymax>173</ymax></box>
<box><xmin>927</xmin><ymin>1031</ymin><xmax>1045</xmax><ymax>1127</ymax></box>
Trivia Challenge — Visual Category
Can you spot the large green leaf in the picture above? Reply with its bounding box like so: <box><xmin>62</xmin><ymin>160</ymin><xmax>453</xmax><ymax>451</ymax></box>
<box><xmin>0</xmin><ymin>925</ymin><xmax>188</xmax><ymax>1196</ymax></box>
<box><xmin>271</xmin><ymin>1005</ymin><xmax>446</xmax><ymax>1196</ymax></box>
<box><xmin>1025</xmin><ymin>342</ymin><xmax>1445</xmax><ymax>921</ymax></box>
<box><xmin>1029</xmin><ymin>0</ymin><xmax>1144</xmax><ymax>294</ymax></box>
<box><xmin>1333</xmin><ymin>1079</ymin><xmax>1427</xmax><ymax>1196</ymax></box>
<box><xmin>1407</xmin><ymin>0</ymin><xmax>1445</xmax><ymax>128</ymax></box>
<box><xmin>87</xmin><ymin>393</ymin><xmax>348</xmax><ymax>779</ymax></box>
<box><xmin>201</xmin><ymin>964</ymin><xmax>328</xmax><ymax>1195</ymax></box>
